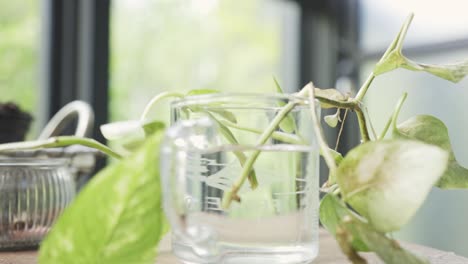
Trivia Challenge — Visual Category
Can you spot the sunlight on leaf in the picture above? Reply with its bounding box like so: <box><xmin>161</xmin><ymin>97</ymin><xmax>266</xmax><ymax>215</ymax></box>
<box><xmin>394</xmin><ymin>115</ymin><xmax>468</xmax><ymax>189</ymax></box>
<box><xmin>337</xmin><ymin>140</ymin><xmax>448</xmax><ymax>232</ymax></box>
<box><xmin>39</xmin><ymin>132</ymin><xmax>167</xmax><ymax>264</ymax></box>
<box><xmin>100</xmin><ymin>120</ymin><xmax>144</xmax><ymax>141</ymax></box>
<box><xmin>143</xmin><ymin>121</ymin><xmax>166</xmax><ymax>136</ymax></box>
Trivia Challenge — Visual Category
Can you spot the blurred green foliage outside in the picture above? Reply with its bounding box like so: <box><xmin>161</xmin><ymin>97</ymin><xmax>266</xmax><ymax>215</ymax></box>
<box><xmin>110</xmin><ymin>0</ymin><xmax>282</xmax><ymax>122</ymax></box>
<box><xmin>0</xmin><ymin>1</ymin><xmax>39</xmax><ymax>114</ymax></box>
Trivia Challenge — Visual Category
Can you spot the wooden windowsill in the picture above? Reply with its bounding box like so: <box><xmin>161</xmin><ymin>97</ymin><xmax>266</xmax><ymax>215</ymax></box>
<box><xmin>1</xmin><ymin>229</ymin><xmax>466</xmax><ymax>263</ymax></box>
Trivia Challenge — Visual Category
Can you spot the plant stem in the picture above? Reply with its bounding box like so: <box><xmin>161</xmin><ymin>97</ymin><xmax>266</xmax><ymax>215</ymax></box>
<box><xmin>355</xmin><ymin>13</ymin><xmax>414</xmax><ymax>103</ymax></box>
<box><xmin>335</xmin><ymin>109</ymin><xmax>348</xmax><ymax>151</ymax></box>
<box><xmin>364</xmin><ymin>106</ymin><xmax>378</xmax><ymax>140</ymax></box>
<box><xmin>394</xmin><ymin>14</ymin><xmax>414</xmax><ymax>53</ymax></box>
<box><xmin>219</xmin><ymin>120</ymin><xmax>305</xmax><ymax>144</ymax></box>
<box><xmin>378</xmin><ymin>91</ymin><xmax>407</xmax><ymax>140</ymax></box>
<box><xmin>336</xmin><ymin>226</ymin><xmax>368</xmax><ymax>264</ymax></box>
<box><xmin>354</xmin><ymin>73</ymin><xmax>375</xmax><ymax>102</ymax></box>
<box><xmin>355</xmin><ymin>108</ymin><xmax>371</xmax><ymax>142</ymax></box>
<box><xmin>221</xmin><ymin>86</ymin><xmax>310</xmax><ymax>209</ymax></box>
<box><xmin>140</xmin><ymin>91</ymin><xmax>184</xmax><ymax>122</ymax></box>
<box><xmin>307</xmin><ymin>84</ymin><xmax>337</xmax><ymax>183</ymax></box>
<box><xmin>0</xmin><ymin>136</ymin><xmax>123</xmax><ymax>159</ymax></box>
<box><xmin>316</xmin><ymin>96</ymin><xmax>357</xmax><ymax>109</ymax></box>
<box><xmin>391</xmin><ymin>92</ymin><xmax>408</xmax><ymax>132</ymax></box>
<box><xmin>378</xmin><ymin>114</ymin><xmax>393</xmax><ymax>140</ymax></box>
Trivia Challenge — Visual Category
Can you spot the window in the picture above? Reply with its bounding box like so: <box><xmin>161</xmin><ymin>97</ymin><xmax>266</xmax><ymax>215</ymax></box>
<box><xmin>0</xmin><ymin>1</ymin><xmax>42</xmax><ymax>136</ymax></box>
<box><xmin>110</xmin><ymin>0</ymin><xmax>300</xmax><ymax>123</ymax></box>
<box><xmin>359</xmin><ymin>0</ymin><xmax>468</xmax><ymax>256</ymax></box>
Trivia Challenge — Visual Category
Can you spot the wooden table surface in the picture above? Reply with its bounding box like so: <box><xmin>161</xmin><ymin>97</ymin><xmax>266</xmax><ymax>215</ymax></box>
<box><xmin>1</xmin><ymin>229</ymin><xmax>467</xmax><ymax>264</ymax></box>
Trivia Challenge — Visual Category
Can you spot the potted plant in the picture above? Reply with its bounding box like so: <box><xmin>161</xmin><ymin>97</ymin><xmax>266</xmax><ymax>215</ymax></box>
<box><xmin>0</xmin><ymin>102</ymin><xmax>32</xmax><ymax>143</ymax></box>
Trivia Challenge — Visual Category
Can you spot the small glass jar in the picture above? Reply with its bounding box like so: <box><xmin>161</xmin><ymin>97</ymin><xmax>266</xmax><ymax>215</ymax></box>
<box><xmin>0</xmin><ymin>158</ymin><xmax>75</xmax><ymax>249</ymax></box>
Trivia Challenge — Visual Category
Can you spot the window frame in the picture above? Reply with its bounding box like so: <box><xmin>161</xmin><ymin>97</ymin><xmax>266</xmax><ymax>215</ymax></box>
<box><xmin>43</xmin><ymin>0</ymin><xmax>110</xmax><ymax>144</ymax></box>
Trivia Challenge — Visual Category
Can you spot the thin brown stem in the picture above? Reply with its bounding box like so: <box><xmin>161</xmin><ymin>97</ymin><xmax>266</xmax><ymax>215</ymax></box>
<box><xmin>335</xmin><ymin>109</ymin><xmax>349</xmax><ymax>151</ymax></box>
<box><xmin>364</xmin><ymin>106</ymin><xmax>378</xmax><ymax>140</ymax></box>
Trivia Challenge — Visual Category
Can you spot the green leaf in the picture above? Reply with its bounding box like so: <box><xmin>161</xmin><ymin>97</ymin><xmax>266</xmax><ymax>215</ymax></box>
<box><xmin>218</xmin><ymin>118</ymin><xmax>304</xmax><ymax>144</ymax></box>
<box><xmin>185</xmin><ymin>89</ymin><xmax>219</xmax><ymax>96</ymax></box>
<box><xmin>341</xmin><ymin>216</ymin><xmax>429</xmax><ymax>264</ymax></box>
<box><xmin>373</xmin><ymin>13</ymin><xmax>468</xmax><ymax>82</ymax></box>
<box><xmin>375</xmin><ymin>49</ymin><xmax>468</xmax><ymax>83</ymax></box>
<box><xmin>314</xmin><ymin>88</ymin><xmax>348</xmax><ymax>109</ymax></box>
<box><xmin>320</xmin><ymin>194</ymin><xmax>369</xmax><ymax>251</ymax></box>
<box><xmin>184</xmin><ymin>89</ymin><xmax>239</xmax><ymax>123</ymax></box>
<box><xmin>402</xmin><ymin>59</ymin><xmax>468</xmax><ymax>83</ymax></box>
<box><xmin>143</xmin><ymin>121</ymin><xmax>166</xmax><ymax>136</ymax></box>
<box><xmin>273</xmin><ymin>77</ymin><xmax>296</xmax><ymax>133</ymax></box>
<box><xmin>278</xmin><ymin>111</ymin><xmax>296</xmax><ymax>133</ymax></box>
<box><xmin>326</xmin><ymin>148</ymin><xmax>344</xmax><ymax>166</ymax></box>
<box><xmin>39</xmin><ymin>132</ymin><xmax>167</xmax><ymax>264</ymax></box>
<box><xmin>319</xmin><ymin>148</ymin><xmax>343</xmax><ymax>186</ymax></box>
<box><xmin>324</xmin><ymin>109</ymin><xmax>341</xmax><ymax>128</ymax></box>
<box><xmin>185</xmin><ymin>106</ymin><xmax>238</xmax><ymax>124</ymax></box>
<box><xmin>321</xmin><ymin>194</ymin><xmax>428</xmax><ymax>264</ymax></box>
<box><xmin>273</xmin><ymin>77</ymin><xmax>283</xmax><ymax>94</ymax></box>
<box><xmin>337</xmin><ymin>140</ymin><xmax>448</xmax><ymax>232</ymax></box>
<box><xmin>100</xmin><ymin>120</ymin><xmax>144</xmax><ymax>141</ymax></box>
<box><xmin>208</xmin><ymin>109</ymin><xmax>238</xmax><ymax>124</ymax></box>
<box><xmin>394</xmin><ymin>115</ymin><xmax>468</xmax><ymax>188</ymax></box>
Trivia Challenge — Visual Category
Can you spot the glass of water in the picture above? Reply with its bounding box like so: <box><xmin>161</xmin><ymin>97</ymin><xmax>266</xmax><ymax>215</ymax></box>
<box><xmin>161</xmin><ymin>93</ymin><xmax>319</xmax><ymax>264</ymax></box>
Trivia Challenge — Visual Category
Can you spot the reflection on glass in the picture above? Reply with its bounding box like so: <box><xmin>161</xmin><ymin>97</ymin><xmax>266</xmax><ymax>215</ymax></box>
<box><xmin>110</xmin><ymin>0</ymin><xmax>299</xmax><ymax>122</ymax></box>
<box><xmin>361</xmin><ymin>49</ymin><xmax>468</xmax><ymax>257</ymax></box>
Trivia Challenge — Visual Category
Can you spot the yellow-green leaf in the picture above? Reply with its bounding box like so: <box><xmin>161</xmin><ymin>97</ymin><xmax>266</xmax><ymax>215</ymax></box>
<box><xmin>341</xmin><ymin>216</ymin><xmax>429</xmax><ymax>264</ymax></box>
<box><xmin>185</xmin><ymin>89</ymin><xmax>219</xmax><ymax>96</ymax></box>
<box><xmin>320</xmin><ymin>194</ymin><xmax>369</xmax><ymax>252</ymax></box>
<box><xmin>394</xmin><ymin>115</ymin><xmax>468</xmax><ymax>188</ymax></box>
<box><xmin>273</xmin><ymin>77</ymin><xmax>296</xmax><ymax>133</ymax></box>
<box><xmin>324</xmin><ymin>109</ymin><xmax>341</xmax><ymax>128</ymax></box>
<box><xmin>314</xmin><ymin>88</ymin><xmax>348</xmax><ymax>109</ymax></box>
<box><xmin>39</xmin><ymin>132</ymin><xmax>167</xmax><ymax>264</ymax></box>
<box><xmin>337</xmin><ymin>140</ymin><xmax>448</xmax><ymax>232</ymax></box>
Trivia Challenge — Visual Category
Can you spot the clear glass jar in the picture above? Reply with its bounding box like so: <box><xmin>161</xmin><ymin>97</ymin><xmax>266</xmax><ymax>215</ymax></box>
<box><xmin>161</xmin><ymin>93</ymin><xmax>319</xmax><ymax>264</ymax></box>
<box><xmin>0</xmin><ymin>158</ymin><xmax>75</xmax><ymax>249</ymax></box>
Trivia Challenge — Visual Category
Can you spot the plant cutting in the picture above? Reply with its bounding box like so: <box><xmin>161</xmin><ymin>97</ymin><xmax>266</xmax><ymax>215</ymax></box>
<box><xmin>0</xmin><ymin>13</ymin><xmax>467</xmax><ymax>264</ymax></box>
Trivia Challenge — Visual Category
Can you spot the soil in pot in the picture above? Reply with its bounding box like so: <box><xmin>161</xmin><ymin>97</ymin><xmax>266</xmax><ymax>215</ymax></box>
<box><xmin>0</xmin><ymin>102</ymin><xmax>33</xmax><ymax>143</ymax></box>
